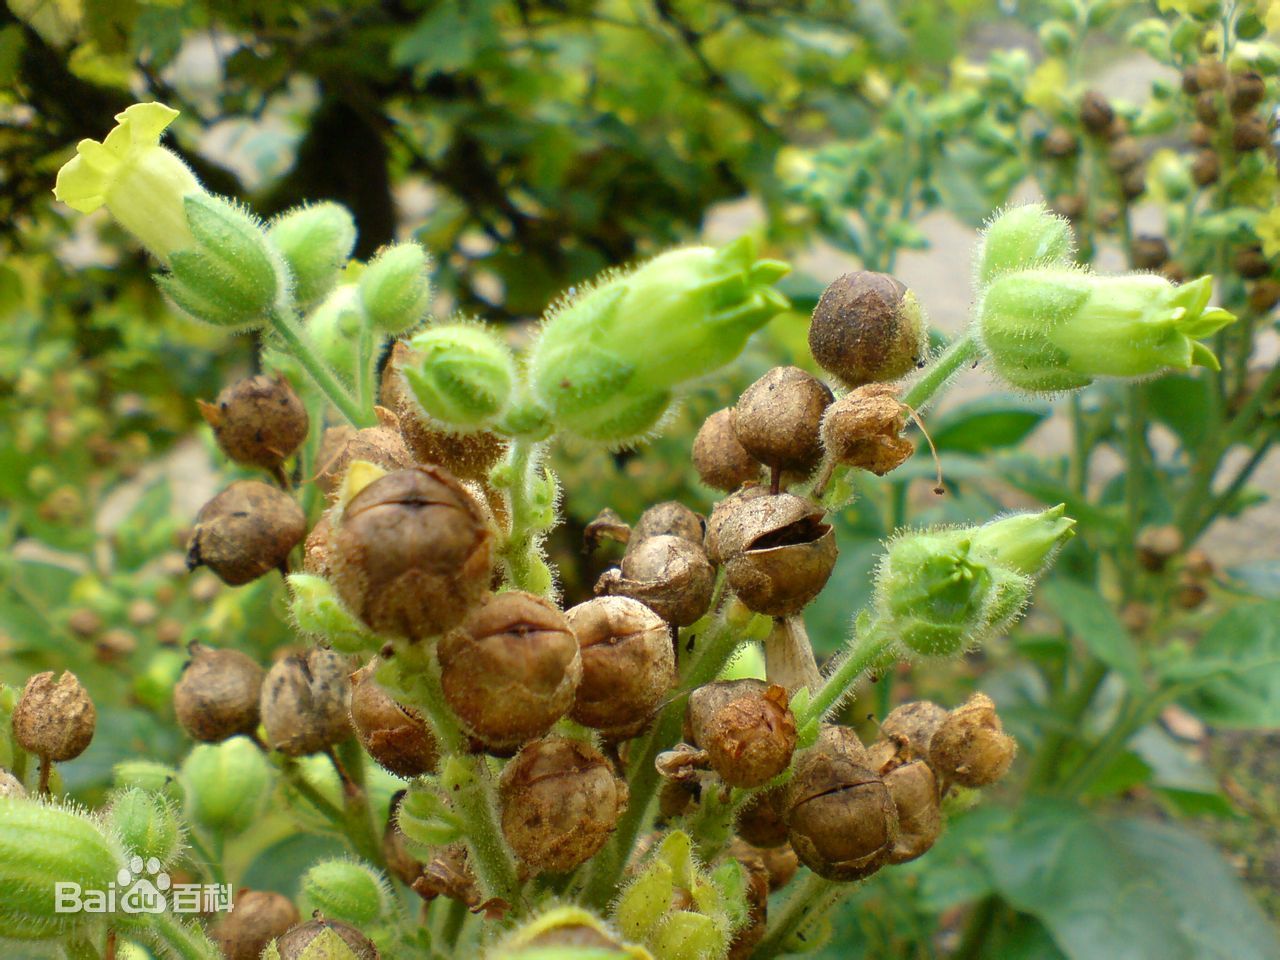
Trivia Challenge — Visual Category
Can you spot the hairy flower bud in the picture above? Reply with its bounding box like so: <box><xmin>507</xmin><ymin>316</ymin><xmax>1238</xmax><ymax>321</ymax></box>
<box><xmin>265</xmin><ymin>919</ymin><xmax>380</xmax><ymax>960</ymax></box>
<box><xmin>402</xmin><ymin>323</ymin><xmax>517</xmax><ymax>431</ymax></box>
<box><xmin>975</xmin><ymin>203</ymin><xmax>1074</xmax><ymax>288</ymax></box>
<box><xmin>809</xmin><ymin>272</ymin><xmax>929</xmax><ymax>386</ymax></box>
<box><xmin>199</xmin><ymin>373</ymin><xmax>309</xmax><ymax>471</ymax></box>
<box><xmin>108</xmin><ymin>787</ymin><xmax>183</xmax><ymax>866</ymax></box>
<box><xmin>821</xmin><ymin>384</ymin><xmax>914</xmax><ymax>475</ymax></box>
<box><xmin>439</xmin><ymin>591</ymin><xmax>580</xmax><ymax>750</ymax></box>
<box><xmin>113</xmin><ymin>760</ymin><xmax>184</xmax><ymax>803</ymax></box>
<box><xmin>567</xmin><ymin>596</ymin><xmax>674</xmax><ymax>739</ymax></box>
<box><xmin>173</xmin><ymin>642</ymin><xmax>264</xmax><ymax>743</ymax></box>
<box><xmin>329</xmin><ymin>466</ymin><xmax>492</xmax><ymax>639</ymax></box>
<box><xmin>494</xmin><ymin>906</ymin><xmax>651</xmax><ymax>960</ymax></box>
<box><xmin>359</xmin><ymin>243</ymin><xmax>432</xmax><ymax>334</ymax></box>
<box><xmin>12</xmin><ymin>671</ymin><xmax>96</xmax><ymax>762</ymax></box>
<box><xmin>686</xmin><ymin>680</ymin><xmax>797</xmax><ymax>788</ymax></box>
<box><xmin>350</xmin><ymin>662</ymin><xmax>438</xmax><ymax>778</ymax></box>
<box><xmin>929</xmin><ymin>693</ymin><xmax>1017</xmax><ymax>787</ymax></box>
<box><xmin>268</xmin><ymin>202</ymin><xmax>357</xmax><ymax>309</ymax></box>
<box><xmin>261</xmin><ymin>647</ymin><xmax>352</xmax><ymax>756</ymax></box>
<box><xmin>181</xmin><ymin>736</ymin><xmax>271</xmax><ymax>836</ymax></box>
<box><xmin>529</xmin><ymin>237</ymin><xmax>790</xmax><ymax>444</ymax></box>
<box><xmin>212</xmin><ymin>890</ymin><xmax>301</xmax><ymax>960</ymax></box>
<box><xmin>692</xmin><ymin>408</ymin><xmax>762</xmax><ymax>491</ymax></box>
<box><xmin>187</xmin><ymin>481</ymin><xmax>306</xmax><ymax>585</ymax></box>
<box><xmin>707</xmin><ymin>493</ymin><xmax>837</xmax><ymax>616</ymax></box>
<box><xmin>598</xmin><ymin>534</ymin><xmax>715</xmax><ymax>627</ymax></box>
<box><xmin>733</xmin><ymin>366</ymin><xmax>833</xmax><ymax>476</ymax></box>
<box><xmin>301</xmin><ymin>860</ymin><xmax>392</xmax><ymax>928</ymax></box>
<box><xmin>499</xmin><ymin>736</ymin><xmax>629</xmax><ymax>873</ymax></box>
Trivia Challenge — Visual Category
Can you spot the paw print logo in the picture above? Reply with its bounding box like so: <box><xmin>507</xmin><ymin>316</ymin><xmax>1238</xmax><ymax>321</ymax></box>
<box><xmin>118</xmin><ymin>855</ymin><xmax>170</xmax><ymax>914</ymax></box>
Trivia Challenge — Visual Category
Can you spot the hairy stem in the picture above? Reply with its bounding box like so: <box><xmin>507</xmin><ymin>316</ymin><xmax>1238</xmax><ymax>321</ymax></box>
<box><xmin>753</xmin><ymin>872</ymin><xmax>850</xmax><ymax>959</ymax></box>
<box><xmin>135</xmin><ymin>912</ymin><xmax>220</xmax><ymax>960</ymax></box>
<box><xmin>267</xmin><ymin>307</ymin><xmax>375</xmax><ymax>427</ymax></box>
<box><xmin>498</xmin><ymin>438</ymin><xmax>555</xmax><ymax>595</ymax></box>
<box><xmin>901</xmin><ymin>333</ymin><xmax>980</xmax><ymax>412</ymax></box>
<box><xmin>798</xmin><ymin>617</ymin><xmax>897</xmax><ymax>727</ymax></box>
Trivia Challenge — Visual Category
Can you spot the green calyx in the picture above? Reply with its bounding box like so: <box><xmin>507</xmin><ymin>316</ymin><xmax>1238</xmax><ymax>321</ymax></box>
<box><xmin>300</xmin><ymin>859</ymin><xmax>392</xmax><ymax>928</ymax></box>
<box><xmin>269</xmin><ymin>202</ymin><xmax>358</xmax><ymax>310</ymax></box>
<box><xmin>975</xmin><ymin>203</ymin><xmax>1075</xmax><ymax>288</ymax></box>
<box><xmin>107</xmin><ymin>788</ymin><xmax>184</xmax><ymax>868</ymax></box>
<box><xmin>180</xmin><ymin>736</ymin><xmax>272</xmax><ymax>837</ymax></box>
<box><xmin>359</xmin><ymin>242</ymin><xmax>432</xmax><ymax>334</ymax></box>
<box><xmin>404</xmin><ymin>323</ymin><xmax>517</xmax><ymax>430</ymax></box>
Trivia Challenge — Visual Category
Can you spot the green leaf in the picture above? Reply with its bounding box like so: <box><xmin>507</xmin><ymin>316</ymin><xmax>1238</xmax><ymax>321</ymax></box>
<box><xmin>931</xmin><ymin>395</ymin><xmax>1052</xmax><ymax>454</ymax></box>
<box><xmin>392</xmin><ymin>0</ymin><xmax>500</xmax><ymax>73</ymax></box>
<box><xmin>1042</xmin><ymin>579</ymin><xmax>1143</xmax><ymax>688</ymax></box>
<box><xmin>1143</xmin><ymin>375</ymin><xmax>1214</xmax><ymax>451</ymax></box>
<box><xmin>1172</xmin><ymin>601</ymin><xmax>1280</xmax><ymax>729</ymax></box>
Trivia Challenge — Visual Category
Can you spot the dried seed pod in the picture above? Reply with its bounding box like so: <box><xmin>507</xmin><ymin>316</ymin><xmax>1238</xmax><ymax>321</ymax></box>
<box><xmin>686</xmin><ymin>679</ymin><xmax>797</xmax><ymax>788</ymax></box>
<box><xmin>438</xmin><ymin>591</ymin><xmax>580</xmax><ymax>750</ymax></box>
<box><xmin>270</xmin><ymin>918</ymin><xmax>379</xmax><ymax>960</ymax></box>
<box><xmin>809</xmin><ymin>272</ymin><xmax>928</xmax><ymax>387</ymax></box>
<box><xmin>67</xmin><ymin>608</ymin><xmax>103</xmax><ymax>638</ymax></box>
<box><xmin>628</xmin><ymin>501</ymin><xmax>706</xmax><ymax>549</ymax></box>
<box><xmin>1232</xmin><ymin>115</ymin><xmax>1269</xmax><ymax>152</ymax></box>
<box><xmin>1136</xmin><ymin>524</ymin><xmax>1183</xmax><ymax>572</ymax></box>
<box><xmin>785</xmin><ymin>724</ymin><xmax>898</xmax><ymax>881</ymax></box>
<box><xmin>1119</xmin><ymin>166</ymin><xmax>1146</xmax><ymax>202</ymax></box>
<box><xmin>598</xmin><ymin>534</ymin><xmax>715</xmax><ymax>627</ymax></box>
<box><xmin>1250</xmin><ymin>278</ymin><xmax>1280</xmax><ymax>313</ymax></box>
<box><xmin>173</xmin><ymin>642</ymin><xmax>264</xmax><ymax>743</ymax></box>
<box><xmin>187</xmin><ymin>481</ymin><xmax>306</xmax><ymax>586</ymax></box>
<box><xmin>1121</xmin><ymin>601</ymin><xmax>1153</xmax><ymax>634</ymax></box>
<box><xmin>708</xmin><ymin>492</ymin><xmax>837</xmax><ymax>616</ymax></box>
<box><xmin>212</xmin><ymin>890</ymin><xmax>301</xmax><ymax>960</ymax></box>
<box><xmin>260</xmin><ymin>647</ymin><xmax>353</xmax><ymax>756</ymax></box>
<box><xmin>734</xmin><ymin>366</ymin><xmax>834</xmax><ymax>476</ymax></box>
<box><xmin>315</xmin><ymin>418</ymin><xmax>414</xmax><ymax>499</ymax></box>
<box><xmin>329</xmin><ymin>466</ymin><xmax>492</xmax><ymax>640</ymax></box>
<box><xmin>566</xmin><ymin>596</ymin><xmax>674</xmax><ymax>738</ymax></box>
<box><xmin>410</xmin><ymin>843</ymin><xmax>480</xmax><ymax>908</ymax></box>
<box><xmin>198</xmin><ymin>373</ymin><xmax>309</xmax><ymax>471</ymax></box>
<box><xmin>757</xmin><ymin>842</ymin><xmax>799</xmax><ymax>891</ymax></box>
<box><xmin>1051</xmin><ymin>193</ymin><xmax>1086</xmax><ymax>221</ymax></box>
<box><xmin>1080</xmin><ymin>91</ymin><xmax>1115</xmax><ymax>135</ymax></box>
<box><xmin>883</xmin><ymin>760</ymin><xmax>941</xmax><ymax>864</ymax></box>
<box><xmin>1234</xmin><ymin>246</ymin><xmax>1271</xmax><ymax>280</ymax></box>
<box><xmin>704</xmin><ymin>485</ymin><xmax>769</xmax><ymax>562</ymax></box>
<box><xmin>0</xmin><ymin>769</ymin><xmax>24</xmax><ymax>798</ymax></box>
<box><xmin>736</xmin><ymin>787</ymin><xmax>789</xmax><ymax>848</ymax></box>
<box><xmin>1228</xmin><ymin>71</ymin><xmax>1266</xmax><ymax>114</ymax></box>
<box><xmin>880</xmin><ymin>701</ymin><xmax>947</xmax><ymax>763</ymax></box>
<box><xmin>1183</xmin><ymin>547</ymin><xmax>1215</xmax><ymax>580</ymax></box>
<box><xmin>1175</xmin><ymin>573</ymin><xmax>1208</xmax><ymax>609</ymax></box>
<box><xmin>303</xmin><ymin>512</ymin><xmax>334</xmax><ymax>577</ymax></box>
<box><xmin>693</xmin><ymin>408</ymin><xmax>763</xmax><ymax>491</ymax></box>
<box><xmin>499</xmin><ymin>736</ymin><xmax>629</xmax><ymax>873</ymax></box>
<box><xmin>1191</xmin><ymin>149</ymin><xmax>1220</xmax><ymax>186</ymax></box>
<box><xmin>1192</xmin><ymin>59</ymin><xmax>1227</xmax><ymax>93</ymax></box>
<box><xmin>1189</xmin><ymin>122</ymin><xmax>1214</xmax><ymax>147</ymax></box>
<box><xmin>929</xmin><ymin>693</ymin><xmax>1017</xmax><ymax>788</ymax></box>
<box><xmin>95</xmin><ymin>628</ymin><xmax>137</xmax><ymax>663</ymax></box>
<box><xmin>350</xmin><ymin>662</ymin><xmax>439</xmax><ymax>777</ymax></box>
<box><xmin>12</xmin><ymin>671</ymin><xmax>96</xmax><ymax>762</ymax></box>
<box><xmin>1042</xmin><ymin>126</ymin><xmax>1078</xmax><ymax>158</ymax></box>
<box><xmin>1106</xmin><ymin>137</ymin><xmax>1143</xmax><ymax>173</ymax></box>
<box><xmin>1193</xmin><ymin>92</ymin><xmax>1221</xmax><ymax>127</ymax></box>
<box><xmin>821</xmin><ymin>384</ymin><xmax>914</xmax><ymax>476</ymax></box>
<box><xmin>658</xmin><ymin>779</ymin><xmax>699</xmax><ymax>819</ymax></box>
<box><xmin>1131</xmin><ymin>236</ymin><xmax>1171</xmax><ymax>271</ymax></box>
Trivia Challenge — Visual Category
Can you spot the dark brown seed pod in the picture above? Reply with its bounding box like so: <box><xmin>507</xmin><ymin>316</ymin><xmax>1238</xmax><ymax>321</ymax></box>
<box><xmin>1234</xmin><ymin>245</ymin><xmax>1271</xmax><ymax>280</ymax></box>
<box><xmin>879</xmin><ymin>701</ymin><xmax>947</xmax><ymax>763</ymax></box>
<box><xmin>1051</xmin><ymin>193</ymin><xmax>1086</xmax><ymax>221</ymax></box>
<box><xmin>1106</xmin><ymin>136</ymin><xmax>1143</xmax><ymax>173</ymax></box>
<box><xmin>1228</xmin><ymin>71</ymin><xmax>1266</xmax><ymax>114</ymax></box>
<box><xmin>1191</xmin><ymin>149</ymin><xmax>1220</xmax><ymax>186</ymax></box>
<box><xmin>734</xmin><ymin>366</ymin><xmax>834</xmax><ymax>476</ymax></box>
<box><xmin>784</xmin><ymin>724</ymin><xmax>898</xmax><ymax>881</ymax></box>
<box><xmin>821</xmin><ymin>384</ymin><xmax>914</xmax><ymax>476</ymax></box>
<box><xmin>438</xmin><ymin>591</ymin><xmax>580</xmax><ymax>751</ymax></box>
<box><xmin>686</xmin><ymin>679</ymin><xmax>798</xmax><ymax>788</ymax></box>
<box><xmin>329</xmin><ymin>466</ymin><xmax>493</xmax><ymax>640</ymax></box>
<box><xmin>12</xmin><ymin>671</ymin><xmax>96</xmax><ymax>762</ymax></box>
<box><xmin>94</xmin><ymin>629</ymin><xmax>137</xmax><ymax>663</ymax></box>
<box><xmin>658</xmin><ymin>778</ymin><xmax>699</xmax><ymax>820</ymax></box>
<box><xmin>1080</xmin><ymin>90</ymin><xmax>1115</xmax><ymax>135</ymax></box>
<box><xmin>809</xmin><ymin>272</ymin><xmax>928</xmax><ymax>388</ymax></box>
<box><xmin>1232</xmin><ymin>115</ymin><xmax>1269</xmax><ymax>152</ymax></box>
<box><xmin>1194</xmin><ymin>91</ymin><xmax>1221</xmax><ymax>127</ymax></box>
<box><xmin>693</xmin><ymin>408</ymin><xmax>763</xmax><ymax>492</ymax></box>
<box><xmin>350</xmin><ymin>661</ymin><xmax>439</xmax><ymax>777</ymax></box>
<box><xmin>211</xmin><ymin>890</ymin><xmax>301</xmax><ymax>960</ymax></box>
<box><xmin>707</xmin><ymin>493</ymin><xmax>837</xmax><ymax>617</ymax></box>
<box><xmin>736</xmin><ymin>787</ymin><xmax>789</xmax><ymax>849</ymax></box>
<box><xmin>260</xmin><ymin>647</ymin><xmax>353</xmax><ymax>756</ymax></box>
<box><xmin>628</xmin><ymin>501</ymin><xmax>706</xmax><ymax>550</ymax></box>
<box><xmin>1175</xmin><ymin>572</ymin><xmax>1209</xmax><ymax>609</ymax></box>
<box><xmin>1189</xmin><ymin>122</ymin><xmax>1215</xmax><ymax>147</ymax></box>
<box><xmin>271</xmin><ymin>918</ymin><xmax>379</xmax><ymax>960</ymax></box>
<box><xmin>1042</xmin><ymin>126</ymin><xmax>1078</xmax><ymax>159</ymax></box>
<box><xmin>566</xmin><ymin>596</ymin><xmax>674</xmax><ymax>739</ymax></box>
<box><xmin>303</xmin><ymin>512</ymin><xmax>333</xmax><ymax>577</ymax></box>
<box><xmin>198</xmin><ymin>373</ymin><xmax>309</xmax><ymax>471</ymax></box>
<box><xmin>929</xmin><ymin>693</ymin><xmax>1017</xmax><ymax>788</ymax></box>
<box><xmin>883</xmin><ymin>760</ymin><xmax>941</xmax><ymax>865</ymax></box>
<box><xmin>1192</xmin><ymin>59</ymin><xmax>1227</xmax><ymax>93</ymax></box>
<box><xmin>598</xmin><ymin>534</ymin><xmax>715</xmax><ymax>627</ymax></box>
<box><xmin>67</xmin><ymin>608</ymin><xmax>103</xmax><ymax>638</ymax></box>
<box><xmin>499</xmin><ymin>736</ymin><xmax>629</xmax><ymax>874</ymax></box>
<box><xmin>1119</xmin><ymin>166</ymin><xmax>1146</xmax><ymax>202</ymax></box>
<box><xmin>1249</xmin><ymin>278</ymin><xmax>1280</xmax><ymax>313</ymax></box>
<box><xmin>315</xmin><ymin>416</ymin><xmax>415</xmax><ymax>500</ymax></box>
<box><xmin>757</xmin><ymin>842</ymin><xmax>800</xmax><ymax>891</ymax></box>
<box><xmin>1130</xmin><ymin>236</ymin><xmax>1171</xmax><ymax>271</ymax></box>
<box><xmin>1136</xmin><ymin>524</ymin><xmax>1183</xmax><ymax>572</ymax></box>
<box><xmin>173</xmin><ymin>642</ymin><xmax>265</xmax><ymax>743</ymax></box>
<box><xmin>187</xmin><ymin>481</ymin><xmax>306</xmax><ymax>586</ymax></box>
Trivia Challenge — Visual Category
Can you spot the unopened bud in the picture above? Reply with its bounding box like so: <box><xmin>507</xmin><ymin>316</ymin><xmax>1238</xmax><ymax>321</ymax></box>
<box><xmin>108</xmin><ymin>787</ymin><xmax>183</xmax><ymax>866</ymax></box>
<box><xmin>359</xmin><ymin>243</ymin><xmax>432</xmax><ymax>334</ymax></box>
<box><xmin>975</xmin><ymin>203</ymin><xmax>1073</xmax><ymax>288</ymax></box>
<box><xmin>268</xmin><ymin>202</ymin><xmax>357</xmax><ymax>309</ymax></box>
<box><xmin>402</xmin><ymin>324</ymin><xmax>517</xmax><ymax>430</ymax></box>
<box><xmin>199</xmin><ymin>373</ymin><xmax>309</xmax><ymax>471</ymax></box>
<box><xmin>186</xmin><ymin>481</ymin><xmax>306</xmax><ymax>585</ymax></box>
<box><xmin>809</xmin><ymin>272</ymin><xmax>928</xmax><ymax>386</ymax></box>
<box><xmin>181</xmin><ymin>736</ymin><xmax>271</xmax><ymax>836</ymax></box>
<box><xmin>301</xmin><ymin>860</ymin><xmax>392</xmax><ymax>928</ymax></box>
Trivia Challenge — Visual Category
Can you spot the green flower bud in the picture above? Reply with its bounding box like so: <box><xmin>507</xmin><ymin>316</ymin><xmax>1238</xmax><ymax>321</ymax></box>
<box><xmin>1038</xmin><ymin>21</ymin><xmax>1074</xmax><ymax>57</ymax></box>
<box><xmin>359</xmin><ymin>243</ymin><xmax>432</xmax><ymax>334</ymax></box>
<box><xmin>968</xmin><ymin>504</ymin><xmax>1076</xmax><ymax>576</ymax></box>
<box><xmin>975</xmin><ymin>204</ymin><xmax>1074</xmax><ymax>288</ymax></box>
<box><xmin>528</xmin><ymin>237</ymin><xmax>790</xmax><ymax>444</ymax></box>
<box><xmin>300</xmin><ymin>859</ymin><xmax>392</xmax><ymax>928</ymax></box>
<box><xmin>180</xmin><ymin>736</ymin><xmax>271</xmax><ymax>837</ymax></box>
<box><xmin>496</xmin><ymin>907</ymin><xmax>653</xmax><ymax>960</ymax></box>
<box><xmin>0</xmin><ymin>799</ymin><xmax>124</xmax><ymax>940</ymax></box>
<box><xmin>395</xmin><ymin>783</ymin><xmax>463</xmax><ymax>851</ymax></box>
<box><xmin>615</xmin><ymin>858</ymin><xmax>675</xmax><ymax>943</ymax></box>
<box><xmin>649</xmin><ymin>912</ymin><xmax>725</xmax><ymax>960</ymax></box>
<box><xmin>977</xmin><ymin>269</ymin><xmax>1235</xmax><ymax>392</ymax></box>
<box><xmin>113</xmin><ymin>760</ymin><xmax>185</xmax><ymax>804</ymax></box>
<box><xmin>269</xmin><ymin>203</ymin><xmax>357</xmax><ymax>309</ymax></box>
<box><xmin>402</xmin><ymin>323</ymin><xmax>517</xmax><ymax>430</ymax></box>
<box><xmin>156</xmin><ymin>194</ymin><xmax>288</xmax><ymax>329</ymax></box>
<box><xmin>287</xmin><ymin>573</ymin><xmax>378</xmax><ymax>654</ymax></box>
<box><xmin>107</xmin><ymin>788</ymin><xmax>184</xmax><ymax>867</ymax></box>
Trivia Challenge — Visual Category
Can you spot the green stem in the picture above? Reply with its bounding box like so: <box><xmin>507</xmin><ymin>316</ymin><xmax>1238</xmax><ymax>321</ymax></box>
<box><xmin>267</xmin><ymin>307</ymin><xmax>374</xmax><ymax>427</ymax></box>
<box><xmin>1059</xmin><ymin>684</ymin><xmax>1189</xmax><ymax>799</ymax></box>
<box><xmin>135</xmin><ymin>912</ymin><xmax>219</xmax><ymax>960</ymax></box>
<box><xmin>902</xmin><ymin>334</ymin><xmax>980</xmax><ymax>412</ymax></box>
<box><xmin>1027</xmin><ymin>657</ymin><xmax>1108</xmax><ymax>791</ymax></box>
<box><xmin>185</xmin><ymin>828</ymin><xmax>225</xmax><ymax>886</ymax></box>
<box><xmin>799</xmin><ymin>618</ymin><xmax>896</xmax><ymax>727</ymax></box>
<box><xmin>1121</xmin><ymin>384</ymin><xmax>1147</xmax><ymax>595</ymax></box>
<box><xmin>441</xmin><ymin>897</ymin><xmax>468</xmax><ymax>949</ymax></box>
<box><xmin>336</xmin><ymin>740</ymin><xmax>386</xmax><ymax>867</ymax></box>
<box><xmin>753</xmin><ymin>872</ymin><xmax>850</xmax><ymax>960</ymax></box>
<box><xmin>281</xmin><ymin>759</ymin><xmax>347</xmax><ymax>826</ymax></box>
<box><xmin>498</xmin><ymin>438</ymin><xmax>555</xmax><ymax>595</ymax></box>
<box><xmin>357</xmin><ymin>315</ymin><xmax>378</xmax><ymax>418</ymax></box>
<box><xmin>952</xmin><ymin>895</ymin><xmax>1000</xmax><ymax>960</ymax></box>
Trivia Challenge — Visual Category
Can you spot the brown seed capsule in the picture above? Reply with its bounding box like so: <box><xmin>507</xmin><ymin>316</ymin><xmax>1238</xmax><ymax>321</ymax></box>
<box><xmin>186</xmin><ymin>481</ymin><xmax>306</xmax><ymax>586</ymax></box>
<box><xmin>821</xmin><ymin>384</ymin><xmax>914</xmax><ymax>476</ymax></box>
<box><xmin>1136</xmin><ymin>524</ymin><xmax>1183</xmax><ymax>572</ymax></box>
<box><xmin>350</xmin><ymin>661</ymin><xmax>439</xmax><ymax>777</ymax></box>
<box><xmin>809</xmin><ymin>272</ymin><xmax>927</xmax><ymax>388</ymax></box>
<box><xmin>686</xmin><ymin>680</ymin><xmax>797</xmax><ymax>789</ymax></box>
<box><xmin>198</xmin><ymin>373</ymin><xmax>309</xmax><ymax>471</ymax></box>
<box><xmin>303</xmin><ymin>512</ymin><xmax>333</xmax><ymax>577</ymax></box>
<box><xmin>566</xmin><ymin>596</ymin><xmax>674</xmax><ymax>739</ymax></box>
<box><xmin>410</xmin><ymin>842</ymin><xmax>480</xmax><ymax>908</ymax></box>
<box><xmin>1183</xmin><ymin>547</ymin><xmax>1215</xmax><ymax>580</ymax></box>
<box><xmin>1042</xmin><ymin>126</ymin><xmax>1078</xmax><ymax>159</ymax></box>
<box><xmin>1175</xmin><ymin>573</ymin><xmax>1209</xmax><ymax>610</ymax></box>
<box><xmin>693</xmin><ymin>408</ymin><xmax>763</xmax><ymax>492</ymax></box>
<box><xmin>1194</xmin><ymin>91</ymin><xmax>1221</xmax><ymax>127</ymax></box>
<box><xmin>260</xmin><ymin>647</ymin><xmax>353</xmax><ymax>756</ymax></box>
<box><xmin>499</xmin><ymin>736</ymin><xmax>629</xmax><ymax>873</ymax></box>
<box><xmin>1131</xmin><ymin>236</ymin><xmax>1171</xmax><ymax>271</ymax></box>
<box><xmin>438</xmin><ymin>591</ymin><xmax>580</xmax><ymax>751</ymax></box>
<box><xmin>1191</xmin><ymin>149</ymin><xmax>1220</xmax><ymax>186</ymax></box>
<box><xmin>1119</xmin><ymin>166</ymin><xmax>1146</xmax><ymax>202</ymax></box>
<box><xmin>95</xmin><ymin>629</ymin><xmax>138</xmax><ymax>663</ymax></box>
<box><xmin>315</xmin><ymin>417</ymin><xmax>415</xmax><ymax>500</ymax></box>
<box><xmin>271</xmin><ymin>918</ymin><xmax>379</xmax><ymax>960</ymax></box>
<box><xmin>1051</xmin><ymin>193</ymin><xmax>1086</xmax><ymax>221</ymax></box>
<box><xmin>1080</xmin><ymin>91</ymin><xmax>1115</xmax><ymax>135</ymax></box>
<box><xmin>598</xmin><ymin>534</ymin><xmax>715</xmax><ymax>627</ymax></box>
<box><xmin>0</xmin><ymin>769</ymin><xmax>25</xmax><ymax>798</ymax></box>
<box><xmin>1189</xmin><ymin>122</ymin><xmax>1215</xmax><ymax>147</ymax></box>
<box><xmin>1192</xmin><ymin>59</ymin><xmax>1227</xmax><ymax>93</ymax></box>
<box><xmin>1121</xmin><ymin>601</ymin><xmax>1153</xmax><ymax>634</ymax></box>
<box><xmin>880</xmin><ymin>701</ymin><xmax>947</xmax><ymax>763</ymax></box>
<box><xmin>211</xmin><ymin>890</ymin><xmax>301</xmax><ymax>960</ymax></box>
<box><xmin>883</xmin><ymin>760</ymin><xmax>941</xmax><ymax>865</ymax></box>
<box><xmin>173</xmin><ymin>642</ymin><xmax>265</xmax><ymax>743</ymax></box>
<box><xmin>1249</xmin><ymin>278</ymin><xmax>1280</xmax><ymax>313</ymax></box>
<box><xmin>628</xmin><ymin>501</ymin><xmax>706</xmax><ymax>549</ymax></box>
<box><xmin>1234</xmin><ymin>246</ymin><xmax>1271</xmax><ymax>280</ymax></box>
<box><xmin>707</xmin><ymin>492</ymin><xmax>837</xmax><ymax>617</ymax></box>
<box><xmin>736</xmin><ymin>787</ymin><xmax>789</xmax><ymax>849</ymax></box>
<box><xmin>929</xmin><ymin>693</ymin><xmax>1017</xmax><ymax>788</ymax></box>
<box><xmin>785</xmin><ymin>724</ymin><xmax>897</xmax><ymax>881</ymax></box>
<box><xmin>329</xmin><ymin>466</ymin><xmax>493</xmax><ymax>640</ymax></box>
<box><xmin>1228</xmin><ymin>71</ymin><xmax>1266</xmax><ymax>115</ymax></box>
<box><xmin>757</xmin><ymin>842</ymin><xmax>800</xmax><ymax>891</ymax></box>
<box><xmin>1106</xmin><ymin>137</ymin><xmax>1143</xmax><ymax>173</ymax></box>
<box><xmin>12</xmin><ymin>671</ymin><xmax>96</xmax><ymax>762</ymax></box>
<box><xmin>1232</xmin><ymin>115</ymin><xmax>1269</xmax><ymax>152</ymax></box>
<box><xmin>1161</xmin><ymin>261</ymin><xmax>1188</xmax><ymax>284</ymax></box>
<box><xmin>1180</xmin><ymin>66</ymin><xmax>1201</xmax><ymax>96</ymax></box>
<box><xmin>67</xmin><ymin>608</ymin><xmax>103</xmax><ymax>639</ymax></box>
<box><xmin>734</xmin><ymin>366</ymin><xmax>834</xmax><ymax>476</ymax></box>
